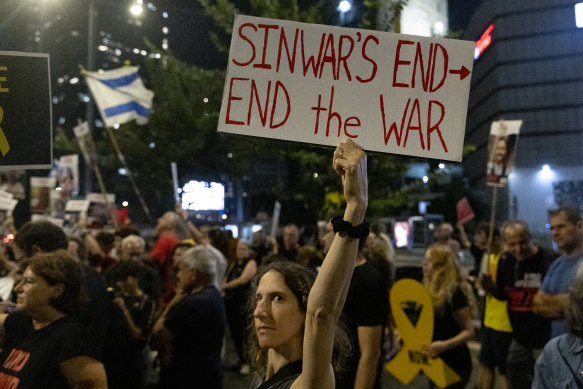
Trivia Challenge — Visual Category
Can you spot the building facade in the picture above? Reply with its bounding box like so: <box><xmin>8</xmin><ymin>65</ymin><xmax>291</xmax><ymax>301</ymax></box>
<box><xmin>463</xmin><ymin>0</ymin><xmax>583</xmax><ymax>241</ymax></box>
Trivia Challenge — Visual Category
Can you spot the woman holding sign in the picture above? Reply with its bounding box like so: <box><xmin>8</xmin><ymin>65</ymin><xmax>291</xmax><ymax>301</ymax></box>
<box><xmin>421</xmin><ymin>244</ymin><xmax>476</xmax><ymax>389</ymax></box>
<box><xmin>246</xmin><ymin>139</ymin><xmax>367</xmax><ymax>389</ymax></box>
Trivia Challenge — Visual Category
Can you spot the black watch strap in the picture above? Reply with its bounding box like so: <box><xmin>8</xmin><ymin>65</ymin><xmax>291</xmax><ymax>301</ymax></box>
<box><xmin>330</xmin><ymin>215</ymin><xmax>370</xmax><ymax>239</ymax></box>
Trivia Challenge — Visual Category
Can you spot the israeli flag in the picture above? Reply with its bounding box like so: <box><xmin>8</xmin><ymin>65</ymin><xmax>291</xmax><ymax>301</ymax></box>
<box><xmin>84</xmin><ymin>66</ymin><xmax>154</xmax><ymax>128</ymax></box>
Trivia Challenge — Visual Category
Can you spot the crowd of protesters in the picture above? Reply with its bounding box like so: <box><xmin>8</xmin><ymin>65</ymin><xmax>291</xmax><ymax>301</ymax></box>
<box><xmin>0</xmin><ymin>143</ymin><xmax>580</xmax><ymax>388</ymax></box>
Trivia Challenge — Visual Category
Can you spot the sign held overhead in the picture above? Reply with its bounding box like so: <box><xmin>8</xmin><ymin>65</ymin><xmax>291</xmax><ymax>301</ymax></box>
<box><xmin>219</xmin><ymin>15</ymin><xmax>475</xmax><ymax>162</ymax></box>
<box><xmin>0</xmin><ymin>52</ymin><xmax>52</xmax><ymax>170</ymax></box>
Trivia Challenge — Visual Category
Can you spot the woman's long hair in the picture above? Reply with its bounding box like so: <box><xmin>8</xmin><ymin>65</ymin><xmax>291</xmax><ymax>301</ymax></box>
<box><xmin>245</xmin><ymin>261</ymin><xmax>351</xmax><ymax>376</ymax></box>
<box><xmin>423</xmin><ymin>244</ymin><xmax>476</xmax><ymax>317</ymax></box>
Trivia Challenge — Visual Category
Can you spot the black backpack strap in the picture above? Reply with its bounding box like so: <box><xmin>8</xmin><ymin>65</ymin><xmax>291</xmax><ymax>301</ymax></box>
<box><xmin>556</xmin><ymin>337</ymin><xmax>583</xmax><ymax>389</ymax></box>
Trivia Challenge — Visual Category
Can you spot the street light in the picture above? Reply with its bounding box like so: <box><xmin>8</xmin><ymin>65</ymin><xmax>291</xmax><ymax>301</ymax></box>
<box><xmin>338</xmin><ymin>0</ymin><xmax>351</xmax><ymax>13</ymax></box>
<box><xmin>338</xmin><ymin>0</ymin><xmax>351</xmax><ymax>25</ymax></box>
<box><xmin>130</xmin><ymin>4</ymin><xmax>143</xmax><ymax>16</ymax></box>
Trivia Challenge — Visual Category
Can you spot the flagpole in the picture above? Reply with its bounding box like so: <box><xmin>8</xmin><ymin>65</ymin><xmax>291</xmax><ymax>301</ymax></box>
<box><xmin>84</xmin><ymin>0</ymin><xmax>96</xmax><ymax>195</ymax></box>
<box><xmin>487</xmin><ymin>186</ymin><xmax>498</xmax><ymax>256</ymax></box>
<box><xmin>105</xmin><ymin>127</ymin><xmax>153</xmax><ymax>222</ymax></box>
<box><xmin>93</xmin><ymin>163</ymin><xmax>120</xmax><ymax>230</ymax></box>
<box><xmin>74</xmin><ymin>119</ymin><xmax>119</xmax><ymax>230</ymax></box>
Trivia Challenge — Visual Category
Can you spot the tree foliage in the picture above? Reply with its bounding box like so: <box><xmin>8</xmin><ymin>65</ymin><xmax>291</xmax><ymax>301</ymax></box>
<box><xmin>55</xmin><ymin>0</ymin><xmax>464</xmax><ymax>225</ymax></box>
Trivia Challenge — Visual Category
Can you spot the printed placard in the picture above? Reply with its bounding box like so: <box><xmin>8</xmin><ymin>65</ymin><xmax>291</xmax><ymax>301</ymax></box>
<box><xmin>456</xmin><ymin>197</ymin><xmax>475</xmax><ymax>225</ymax></box>
<box><xmin>486</xmin><ymin>120</ymin><xmax>522</xmax><ymax>187</ymax></box>
<box><xmin>65</xmin><ymin>200</ymin><xmax>90</xmax><ymax>213</ymax></box>
<box><xmin>219</xmin><ymin>15</ymin><xmax>475</xmax><ymax>161</ymax></box>
<box><xmin>0</xmin><ymin>52</ymin><xmax>52</xmax><ymax>169</ymax></box>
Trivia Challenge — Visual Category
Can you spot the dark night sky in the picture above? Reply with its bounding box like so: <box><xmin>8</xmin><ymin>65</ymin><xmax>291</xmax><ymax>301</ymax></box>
<box><xmin>448</xmin><ymin>0</ymin><xmax>483</xmax><ymax>32</ymax></box>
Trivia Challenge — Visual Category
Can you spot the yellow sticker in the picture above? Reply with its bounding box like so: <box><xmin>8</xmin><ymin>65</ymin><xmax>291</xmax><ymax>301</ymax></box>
<box><xmin>0</xmin><ymin>107</ymin><xmax>9</xmax><ymax>157</ymax></box>
<box><xmin>385</xmin><ymin>279</ymin><xmax>461</xmax><ymax>388</ymax></box>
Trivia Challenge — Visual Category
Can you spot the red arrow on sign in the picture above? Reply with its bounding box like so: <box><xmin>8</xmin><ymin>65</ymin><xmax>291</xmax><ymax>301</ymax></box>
<box><xmin>449</xmin><ymin>66</ymin><xmax>471</xmax><ymax>80</ymax></box>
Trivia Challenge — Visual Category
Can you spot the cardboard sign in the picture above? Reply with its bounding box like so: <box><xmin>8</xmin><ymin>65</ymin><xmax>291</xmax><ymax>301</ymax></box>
<box><xmin>65</xmin><ymin>200</ymin><xmax>90</xmax><ymax>213</ymax></box>
<box><xmin>0</xmin><ymin>190</ymin><xmax>13</xmax><ymax>200</ymax></box>
<box><xmin>456</xmin><ymin>197</ymin><xmax>475</xmax><ymax>225</ymax></box>
<box><xmin>486</xmin><ymin>120</ymin><xmax>522</xmax><ymax>187</ymax></box>
<box><xmin>0</xmin><ymin>52</ymin><xmax>52</xmax><ymax>169</ymax></box>
<box><xmin>30</xmin><ymin>177</ymin><xmax>55</xmax><ymax>215</ymax></box>
<box><xmin>386</xmin><ymin>279</ymin><xmax>460</xmax><ymax>387</ymax></box>
<box><xmin>269</xmin><ymin>200</ymin><xmax>281</xmax><ymax>239</ymax></box>
<box><xmin>57</xmin><ymin>154</ymin><xmax>79</xmax><ymax>198</ymax></box>
<box><xmin>0</xmin><ymin>198</ymin><xmax>17</xmax><ymax>213</ymax></box>
<box><xmin>219</xmin><ymin>15</ymin><xmax>475</xmax><ymax>161</ymax></box>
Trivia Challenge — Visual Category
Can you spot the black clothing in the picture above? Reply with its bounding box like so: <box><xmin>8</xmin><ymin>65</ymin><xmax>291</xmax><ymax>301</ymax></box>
<box><xmin>0</xmin><ymin>311</ymin><xmax>96</xmax><ymax>389</ymax></box>
<box><xmin>433</xmin><ymin>287</ymin><xmax>472</xmax><ymax>386</ymax></box>
<box><xmin>104</xmin><ymin>293</ymin><xmax>154</xmax><ymax>389</ymax></box>
<box><xmin>335</xmin><ymin>261</ymin><xmax>388</xmax><ymax>389</ymax></box>
<box><xmin>78</xmin><ymin>264</ymin><xmax>110</xmax><ymax>361</ymax></box>
<box><xmin>256</xmin><ymin>360</ymin><xmax>302</xmax><ymax>389</ymax></box>
<box><xmin>494</xmin><ymin>247</ymin><xmax>558</xmax><ymax>348</ymax></box>
<box><xmin>469</xmin><ymin>243</ymin><xmax>484</xmax><ymax>275</ymax></box>
<box><xmin>105</xmin><ymin>262</ymin><xmax>163</xmax><ymax>304</ymax></box>
<box><xmin>224</xmin><ymin>258</ymin><xmax>255</xmax><ymax>361</ymax></box>
<box><xmin>159</xmin><ymin>285</ymin><xmax>226</xmax><ymax>389</ymax></box>
<box><xmin>279</xmin><ymin>247</ymin><xmax>298</xmax><ymax>263</ymax></box>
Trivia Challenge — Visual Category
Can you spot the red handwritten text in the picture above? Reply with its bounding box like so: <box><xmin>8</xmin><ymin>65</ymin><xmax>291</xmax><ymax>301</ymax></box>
<box><xmin>311</xmin><ymin>86</ymin><xmax>361</xmax><ymax>139</ymax></box>
<box><xmin>232</xmin><ymin>23</ymin><xmax>379</xmax><ymax>83</ymax></box>
<box><xmin>379</xmin><ymin>95</ymin><xmax>448</xmax><ymax>152</ymax></box>
<box><xmin>225</xmin><ymin>78</ymin><xmax>291</xmax><ymax>129</ymax></box>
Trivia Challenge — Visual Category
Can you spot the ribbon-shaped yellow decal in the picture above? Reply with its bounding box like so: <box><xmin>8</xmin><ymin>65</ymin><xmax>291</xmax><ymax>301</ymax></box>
<box><xmin>0</xmin><ymin>107</ymin><xmax>9</xmax><ymax>157</ymax></box>
<box><xmin>385</xmin><ymin>279</ymin><xmax>460</xmax><ymax>388</ymax></box>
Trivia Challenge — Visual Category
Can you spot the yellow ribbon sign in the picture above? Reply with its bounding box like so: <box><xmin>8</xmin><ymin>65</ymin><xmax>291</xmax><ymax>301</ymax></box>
<box><xmin>0</xmin><ymin>107</ymin><xmax>9</xmax><ymax>157</ymax></box>
<box><xmin>385</xmin><ymin>279</ymin><xmax>460</xmax><ymax>388</ymax></box>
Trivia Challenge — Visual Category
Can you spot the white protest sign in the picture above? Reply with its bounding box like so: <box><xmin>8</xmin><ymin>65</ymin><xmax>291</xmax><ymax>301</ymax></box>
<box><xmin>0</xmin><ymin>190</ymin><xmax>13</xmax><ymax>200</ymax></box>
<box><xmin>86</xmin><ymin>192</ymin><xmax>115</xmax><ymax>204</ymax></box>
<box><xmin>218</xmin><ymin>15</ymin><xmax>475</xmax><ymax>162</ymax></box>
<box><xmin>486</xmin><ymin>120</ymin><xmax>522</xmax><ymax>187</ymax></box>
<box><xmin>65</xmin><ymin>200</ymin><xmax>90</xmax><ymax>213</ymax></box>
<box><xmin>0</xmin><ymin>198</ymin><xmax>17</xmax><ymax>213</ymax></box>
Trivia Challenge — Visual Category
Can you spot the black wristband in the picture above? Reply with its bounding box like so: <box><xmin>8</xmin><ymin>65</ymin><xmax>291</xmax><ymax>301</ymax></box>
<box><xmin>330</xmin><ymin>215</ymin><xmax>370</xmax><ymax>239</ymax></box>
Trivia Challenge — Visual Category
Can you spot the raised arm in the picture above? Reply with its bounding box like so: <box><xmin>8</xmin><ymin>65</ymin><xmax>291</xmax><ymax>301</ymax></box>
<box><xmin>222</xmin><ymin>260</ymin><xmax>257</xmax><ymax>290</ymax></box>
<box><xmin>293</xmin><ymin>139</ymin><xmax>368</xmax><ymax>389</ymax></box>
<box><xmin>456</xmin><ymin>222</ymin><xmax>471</xmax><ymax>249</ymax></box>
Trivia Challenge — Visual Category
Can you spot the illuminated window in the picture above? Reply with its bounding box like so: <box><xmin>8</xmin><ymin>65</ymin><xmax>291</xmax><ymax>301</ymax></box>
<box><xmin>576</xmin><ymin>3</ymin><xmax>583</xmax><ymax>28</ymax></box>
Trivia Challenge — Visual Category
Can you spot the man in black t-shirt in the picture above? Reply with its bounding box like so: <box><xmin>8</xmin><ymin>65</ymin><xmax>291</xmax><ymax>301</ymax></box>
<box><xmin>494</xmin><ymin>220</ymin><xmax>558</xmax><ymax>389</ymax></box>
<box><xmin>150</xmin><ymin>245</ymin><xmax>226</xmax><ymax>389</ymax></box>
<box><xmin>335</xmin><ymin>243</ymin><xmax>388</xmax><ymax>389</ymax></box>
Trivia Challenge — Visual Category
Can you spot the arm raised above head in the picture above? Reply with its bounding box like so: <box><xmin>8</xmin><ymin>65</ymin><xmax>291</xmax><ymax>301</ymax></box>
<box><xmin>293</xmin><ymin>139</ymin><xmax>368</xmax><ymax>389</ymax></box>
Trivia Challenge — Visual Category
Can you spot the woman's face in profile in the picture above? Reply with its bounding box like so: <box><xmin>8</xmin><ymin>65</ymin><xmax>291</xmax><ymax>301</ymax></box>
<box><xmin>254</xmin><ymin>270</ymin><xmax>305</xmax><ymax>350</ymax></box>
<box><xmin>422</xmin><ymin>251</ymin><xmax>434</xmax><ymax>278</ymax></box>
<box><xmin>15</xmin><ymin>267</ymin><xmax>61</xmax><ymax>313</ymax></box>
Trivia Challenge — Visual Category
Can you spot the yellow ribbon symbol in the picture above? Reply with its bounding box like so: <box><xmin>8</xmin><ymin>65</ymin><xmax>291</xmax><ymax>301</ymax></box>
<box><xmin>0</xmin><ymin>107</ymin><xmax>9</xmax><ymax>157</ymax></box>
<box><xmin>385</xmin><ymin>279</ymin><xmax>460</xmax><ymax>388</ymax></box>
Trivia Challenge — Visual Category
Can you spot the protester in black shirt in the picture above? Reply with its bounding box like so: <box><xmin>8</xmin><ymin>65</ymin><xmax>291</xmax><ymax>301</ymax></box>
<box><xmin>150</xmin><ymin>244</ymin><xmax>226</xmax><ymax>389</ymax></box>
<box><xmin>246</xmin><ymin>139</ymin><xmax>367</xmax><ymax>389</ymax></box>
<box><xmin>0</xmin><ymin>250</ymin><xmax>106</xmax><ymax>388</ymax></box>
<box><xmin>104</xmin><ymin>260</ymin><xmax>154</xmax><ymax>389</ymax></box>
<box><xmin>494</xmin><ymin>220</ymin><xmax>558</xmax><ymax>389</ymax></box>
<box><xmin>422</xmin><ymin>244</ymin><xmax>476</xmax><ymax>389</ymax></box>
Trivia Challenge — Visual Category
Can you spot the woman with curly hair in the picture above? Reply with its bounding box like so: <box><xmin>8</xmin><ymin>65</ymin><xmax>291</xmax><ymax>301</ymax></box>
<box><xmin>245</xmin><ymin>139</ymin><xmax>367</xmax><ymax>389</ymax></box>
<box><xmin>421</xmin><ymin>244</ymin><xmax>476</xmax><ymax>389</ymax></box>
